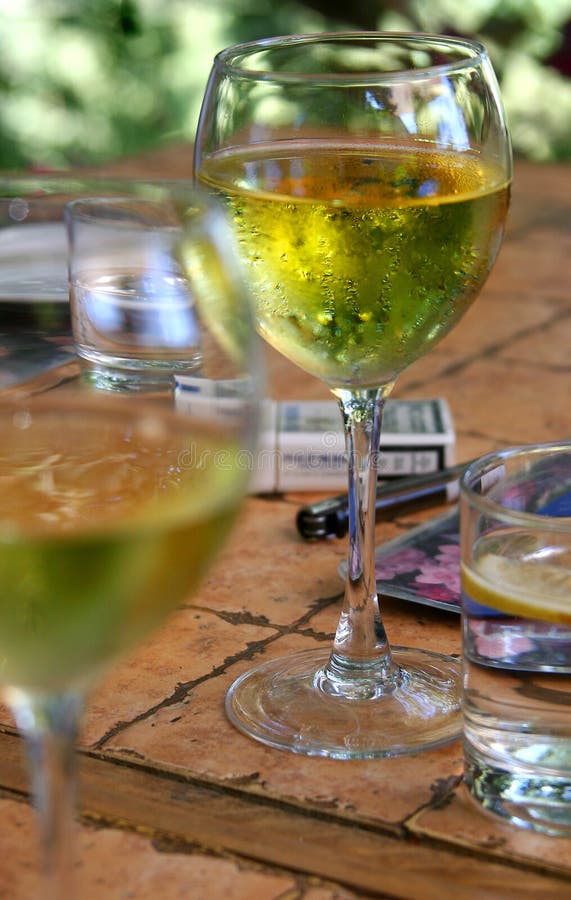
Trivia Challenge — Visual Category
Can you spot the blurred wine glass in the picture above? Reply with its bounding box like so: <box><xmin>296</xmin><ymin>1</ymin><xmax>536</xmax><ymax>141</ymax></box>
<box><xmin>0</xmin><ymin>178</ymin><xmax>262</xmax><ymax>898</ymax></box>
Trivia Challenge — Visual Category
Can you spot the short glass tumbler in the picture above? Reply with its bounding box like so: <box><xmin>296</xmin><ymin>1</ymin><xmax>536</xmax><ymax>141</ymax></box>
<box><xmin>460</xmin><ymin>443</ymin><xmax>571</xmax><ymax>835</ymax></box>
<box><xmin>67</xmin><ymin>188</ymin><xmax>205</xmax><ymax>391</ymax></box>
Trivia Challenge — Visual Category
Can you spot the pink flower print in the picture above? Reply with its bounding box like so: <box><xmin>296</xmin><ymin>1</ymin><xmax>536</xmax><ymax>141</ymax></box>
<box><xmin>376</xmin><ymin>547</ymin><xmax>427</xmax><ymax>580</ymax></box>
<box><xmin>413</xmin><ymin>542</ymin><xmax>461</xmax><ymax>601</ymax></box>
<box><xmin>419</xmin><ymin>582</ymin><xmax>458</xmax><ymax>602</ymax></box>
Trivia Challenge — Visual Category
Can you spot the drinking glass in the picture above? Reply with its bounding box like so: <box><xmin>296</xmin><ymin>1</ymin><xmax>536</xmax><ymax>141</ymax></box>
<box><xmin>0</xmin><ymin>175</ymin><xmax>199</xmax><ymax>390</ymax></box>
<box><xmin>0</xmin><ymin>181</ymin><xmax>261</xmax><ymax>897</ymax></box>
<box><xmin>66</xmin><ymin>194</ymin><xmax>204</xmax><ymax>391</ymax></box>
<box><xmin>461</xmin><ymin>443</ymin><xmax>571</xmax><ymax>835</ymax></box>
<box><xmin>194</xmin><ymin>32</ymin><xmax>512</xmax><ymax>758</ymax></box>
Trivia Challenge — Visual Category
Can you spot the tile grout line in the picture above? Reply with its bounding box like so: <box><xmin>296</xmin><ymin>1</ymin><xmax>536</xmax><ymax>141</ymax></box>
<box><xmin>91</xmin><ymin>591</ymin><xmax>344</xmax><ymax>750</ymax></box>
<box><xmin>401</xmin><ymin>304</ymin><xmax>570</xmax><ymax>393</ymax></box>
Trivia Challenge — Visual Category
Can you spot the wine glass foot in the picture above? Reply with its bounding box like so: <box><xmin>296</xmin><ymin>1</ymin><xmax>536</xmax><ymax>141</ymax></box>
<box><xmin>226</xmin><ymin>646</ymin><xmax>462</xmax><ymax>759</ymax></box>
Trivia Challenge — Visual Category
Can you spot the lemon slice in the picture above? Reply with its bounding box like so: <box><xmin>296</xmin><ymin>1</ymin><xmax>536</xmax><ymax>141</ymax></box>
<box><xmin>462</xmin><ymin>555</ymin><xmax>571</xmax><ymax>624</ymax></box>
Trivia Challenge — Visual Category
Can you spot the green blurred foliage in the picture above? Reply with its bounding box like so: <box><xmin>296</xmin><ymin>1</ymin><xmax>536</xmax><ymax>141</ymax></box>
<box><xmin>375</xmin><ymin>0</ymin><xmax>571</xmax><ymax>161</ymax></box>
<box><xmin>0</xmin><ymin>0</ymin><xmax>569</xmax><ymax>169</ymax></box>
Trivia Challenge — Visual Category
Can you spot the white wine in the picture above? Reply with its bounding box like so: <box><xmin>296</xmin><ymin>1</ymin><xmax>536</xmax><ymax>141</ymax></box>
<box><xmin>199</xmin><ymin>141</ymin><xmax>510</xmax><ymax>387</ymax></box>
<box><xmin>0</xmin><ymin>399</ymin><xmax>244</xmax><ymax>691</ymax></box>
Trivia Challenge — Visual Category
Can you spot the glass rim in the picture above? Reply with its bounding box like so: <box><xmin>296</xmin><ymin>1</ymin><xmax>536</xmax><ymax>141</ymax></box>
<box><xmin>64</xmin><ymin>186</ymin><xmax>214</xmax><ymax>220</ymax></box>
<box><xmin>0</xmin><ymin>175</ymin><xmax>201</xmax><ymax>202</ymax></box>
<box><xmin>460</xmin><ymin>441</ymin><xmax>571</xmax><ymax>531</ymax></box>
<box><xmin>214</xmin><ymin>31</ymin><xmax>490</xmax><ymax>83</ymax></box>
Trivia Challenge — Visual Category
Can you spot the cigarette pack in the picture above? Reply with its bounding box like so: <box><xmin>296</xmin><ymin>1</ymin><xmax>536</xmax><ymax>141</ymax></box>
<box><xmin>252</xmin><ymin>397</ymin><xmax>455</xmax><ymax>493</ymax></box>
<box><xmin>175</xmin><ymin>377</ymin><xmax>456</xmax><ymax>494</ymax></box>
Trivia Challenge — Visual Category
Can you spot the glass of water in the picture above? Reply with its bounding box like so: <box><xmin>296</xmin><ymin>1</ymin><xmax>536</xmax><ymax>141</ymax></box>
<box><xmin>66</xmin><ymin>186</ymin><xmax>214</xmax><ymax>391</ymax></box>
<box><xmin>0</xmin><ymin>177</ymin><xmax>211</xmax><ymax>393</ymax></box>
<box><xmin>460</xmin><ymin>443</ymin><xmax>571</xmax><ymax>835</ymax></box>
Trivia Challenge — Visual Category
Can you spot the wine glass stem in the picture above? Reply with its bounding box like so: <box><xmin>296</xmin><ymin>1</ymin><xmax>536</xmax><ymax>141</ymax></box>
<box><xmin>10</xmin><ymin>689</ymin><xmax>82</xmax><ymax>900</ymax></box>
<box><xmin>322</xmin><ymin>385</ymin><xmax>398</xmax><ymax>696</ymax></box>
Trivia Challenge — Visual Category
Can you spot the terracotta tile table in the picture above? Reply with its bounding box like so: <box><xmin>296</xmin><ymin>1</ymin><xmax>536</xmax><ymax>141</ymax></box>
<box><xmin>0</xmin><ymin>153</ymin><xmax>570</xmax><ymax>899</ymax></box>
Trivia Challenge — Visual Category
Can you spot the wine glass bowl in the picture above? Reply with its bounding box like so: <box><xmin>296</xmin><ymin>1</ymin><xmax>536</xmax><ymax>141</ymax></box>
<box><xmin>195</xmin><ymin>32</ymin><xmax>512</xmax><ymax>758</ymax></box>
<box><xmin>196</xmin><ymin>33</ymin><xmax>511</xmax><ymax>392</ymax></box>
<box><xmin>0</xmin><ymin>391</ymin><xmax>250</xmax><ymax>695</ymax></box>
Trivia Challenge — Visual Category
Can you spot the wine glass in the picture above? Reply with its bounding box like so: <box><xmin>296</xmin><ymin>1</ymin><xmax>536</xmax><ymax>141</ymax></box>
<box><xmin>0</xmin><ymin>180</ymin><xmax>261</xmax><ymax>897</ymax></box>
<box><xmin>194</xmin><ymin>32</ymin><xmax>512</xmax><ymax>758</ymax></box>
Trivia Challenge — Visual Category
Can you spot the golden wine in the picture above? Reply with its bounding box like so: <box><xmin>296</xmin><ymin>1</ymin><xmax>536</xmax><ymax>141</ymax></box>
<box><xmin>0</xmin><ymin>400</ymin><xmax>244</xmax><ymax>691</ymax></box>
<box><xmin>198</xmin><ymin>142</ymin><xmax>510</xmax><ymax>387</ymax></box>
